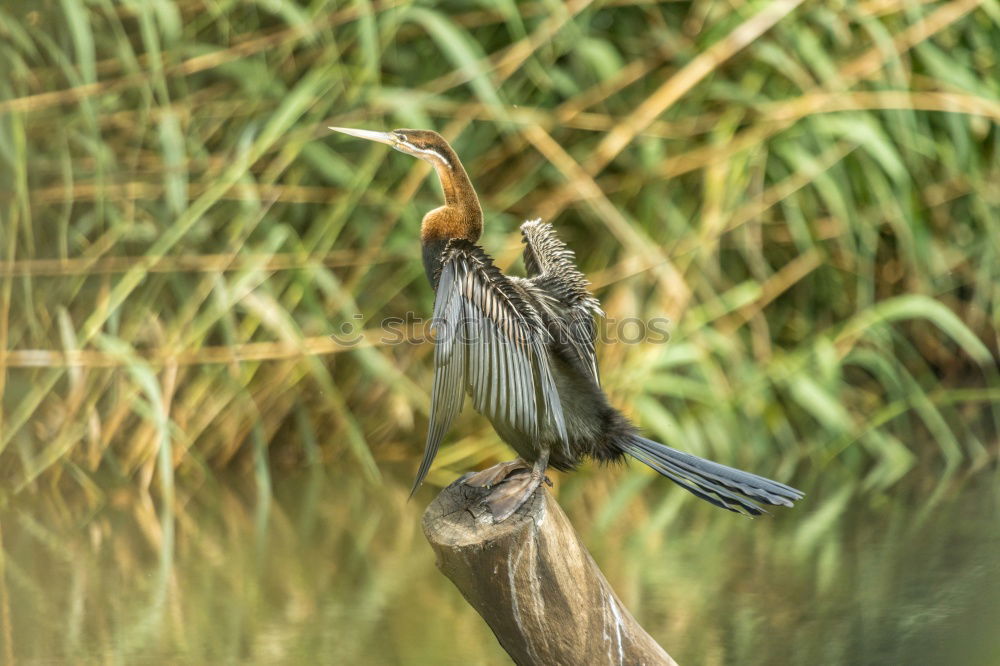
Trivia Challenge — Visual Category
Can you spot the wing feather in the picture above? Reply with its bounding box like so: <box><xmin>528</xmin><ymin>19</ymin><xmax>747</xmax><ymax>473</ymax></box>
<box><xmin>410</xmin><ymin>239</ymin><xmax>568</xmax><ymax>494</ymax></box>
<box><xmin>520</xmin><ymin>220</ymin><xmax>603</xmax><ymax>385</ymax></box>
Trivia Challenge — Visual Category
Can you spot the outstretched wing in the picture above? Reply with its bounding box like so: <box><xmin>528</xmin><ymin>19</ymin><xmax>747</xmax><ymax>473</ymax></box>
<box><xmin>411</xmin><ymin>239</ymin><xmax>568</xmax><ymax>494</ymax></box>
<box><xmin>520</xmin><ymin>219</ymin><xmax>603</xmax><ymax>385</ymax></box>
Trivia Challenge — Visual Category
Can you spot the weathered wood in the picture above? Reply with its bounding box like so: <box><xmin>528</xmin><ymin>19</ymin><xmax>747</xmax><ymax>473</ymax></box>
<box><xmin>422</xmin><ymin>476</ymin><xmax>677</xmax><ymax>666</ymax></box>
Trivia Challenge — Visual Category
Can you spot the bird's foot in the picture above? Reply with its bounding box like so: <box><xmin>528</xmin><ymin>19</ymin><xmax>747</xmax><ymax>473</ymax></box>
<box><xmin>483</xmin><ymin>469</ymin><xmax>545</xmax><ymax>523</ymax></box>
<box><xmin>463</xmin><ymin>459</ymin><xmax>531</xmax><ymax>489</ymax></box>
<box><xmin>464</xmin><ymin>458</ymin><xmax>551</xmax><ymax>523</ymax></box>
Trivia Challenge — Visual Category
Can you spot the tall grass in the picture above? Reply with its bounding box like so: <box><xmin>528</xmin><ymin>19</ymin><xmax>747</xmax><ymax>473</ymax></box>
<box><xmin>3</xmin><ymin>0</ymin><xmax>996</xmax><ymax>508</ymax></box>
<box><xmin>1</xmin><ymin>0</ymin><xmax>999</xmax><ymax>662</ymax></box>
<box><xmin>0</xmin><ymin>0</ymin><xmax>997</xmax><ymax>549</ymax></box>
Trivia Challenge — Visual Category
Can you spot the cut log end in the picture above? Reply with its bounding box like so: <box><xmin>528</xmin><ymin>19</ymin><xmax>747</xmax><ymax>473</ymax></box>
<box><xmin>422</xmin><ymin>473</ymin><xmax>544</xmax><ymax>545</ymax></box>
<box><xmin>422</xmin><ymin>476</ymin><xmax>678</xmax><ymax>666</ymax></box>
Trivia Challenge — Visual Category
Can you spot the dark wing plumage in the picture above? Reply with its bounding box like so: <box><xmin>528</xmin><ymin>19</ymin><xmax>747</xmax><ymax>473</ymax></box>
<box><xmin>520</xmin><ymin>220</ymin><xmax>603</xmax><ymax>385</ymax></box>
<box><xmin>410</xmin><ymin>239</ymin><xmax>569</xmax><ymax>494</ymax></box>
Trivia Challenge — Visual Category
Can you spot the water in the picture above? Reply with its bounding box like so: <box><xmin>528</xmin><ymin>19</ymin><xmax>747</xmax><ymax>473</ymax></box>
<box><xmin>2</xmin><ymin>464</ymin><xmax>998</xmax><ymax>665</ymax></box>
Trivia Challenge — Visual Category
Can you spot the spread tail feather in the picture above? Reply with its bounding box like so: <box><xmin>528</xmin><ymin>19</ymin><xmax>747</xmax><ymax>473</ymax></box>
<box><xmin>619</xmin><ymin>436</ymin><xmax>803</xmax><ymax>516</ymax></box>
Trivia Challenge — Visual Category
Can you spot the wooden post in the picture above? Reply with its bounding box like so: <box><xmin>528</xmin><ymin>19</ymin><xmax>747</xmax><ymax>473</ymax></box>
<box><xmin>422</xmin><ymin>476</ymin><xmax>677</xmax><ymax>666</ymax></box>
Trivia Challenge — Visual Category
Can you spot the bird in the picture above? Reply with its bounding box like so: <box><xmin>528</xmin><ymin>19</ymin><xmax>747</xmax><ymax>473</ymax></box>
<box><xmin>330</xmin><ymin>126</ymin><xmax>803</xmax><ymax>521</ymax></box>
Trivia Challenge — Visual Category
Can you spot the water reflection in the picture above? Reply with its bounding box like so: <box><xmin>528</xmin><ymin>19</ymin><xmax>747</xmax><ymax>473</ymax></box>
<box><xmin>2</xmin><ymin>465</ymin><xmax>998</xmax><ymax>664</ymax></box>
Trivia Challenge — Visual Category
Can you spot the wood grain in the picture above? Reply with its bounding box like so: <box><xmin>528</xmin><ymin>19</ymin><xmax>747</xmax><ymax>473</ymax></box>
<box><xmin>423</xmin><ymin>477</ymin><xmax>677</xmax><ymax>665</ymax></box>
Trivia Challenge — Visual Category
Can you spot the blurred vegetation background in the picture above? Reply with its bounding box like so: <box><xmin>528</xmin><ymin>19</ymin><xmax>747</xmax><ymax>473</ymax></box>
<box><xmin>0</xmin><ymin>0</ymin><xmax>998</xmax><ymax>663</ymax></box>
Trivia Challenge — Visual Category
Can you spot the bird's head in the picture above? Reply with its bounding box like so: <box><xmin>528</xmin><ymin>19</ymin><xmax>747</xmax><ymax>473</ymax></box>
<box><xmin>329</xmin><ymin>127</ymin><xmax>454</xmax><ymax>170</ymax></box>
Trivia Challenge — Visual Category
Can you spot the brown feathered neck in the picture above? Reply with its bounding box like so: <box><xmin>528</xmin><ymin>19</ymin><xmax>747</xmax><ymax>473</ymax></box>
<box><xmin>419</xmin><ymin>140</ymin><xmax>482</xmax><ymax>244</ymax></box>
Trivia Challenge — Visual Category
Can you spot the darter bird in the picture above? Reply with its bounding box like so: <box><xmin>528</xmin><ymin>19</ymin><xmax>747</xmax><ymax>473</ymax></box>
<box><xmin>330</xmin><ymin>126</ymin><xmax>803</xmax><ymax>521</ymax></box>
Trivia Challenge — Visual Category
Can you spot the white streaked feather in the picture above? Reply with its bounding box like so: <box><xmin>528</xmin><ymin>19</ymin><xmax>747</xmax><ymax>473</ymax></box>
<box><xmin>410</xmin><ymin>240</ymin><xmax>568</xmax><ymax>494</ymax></box>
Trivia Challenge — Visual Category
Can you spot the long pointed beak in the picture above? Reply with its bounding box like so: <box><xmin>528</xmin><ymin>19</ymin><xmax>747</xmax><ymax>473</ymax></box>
<box><xmin>328</xmin><ymin>126</ymin><xmax>396</xmax><ymax>146</ymax></box>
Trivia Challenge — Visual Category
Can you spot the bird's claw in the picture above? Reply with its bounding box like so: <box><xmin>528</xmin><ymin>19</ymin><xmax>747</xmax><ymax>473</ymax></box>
<box><xmin>462</xmin><ymin>457</ymin><xmax>552</xmax><ymax>522</ymax></box>
<box><xmin>463</xmin><ymin>459</ymin><xmax>530</xmax><ymax>489</ymax></box>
